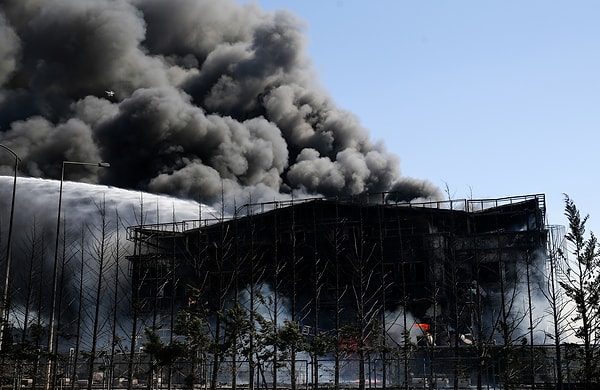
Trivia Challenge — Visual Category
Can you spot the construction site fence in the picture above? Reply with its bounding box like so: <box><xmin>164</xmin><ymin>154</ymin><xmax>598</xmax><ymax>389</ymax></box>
<box><xmin>0</xmin><ymin>347</ymin><xmax>582</xmax><ymax>390</ymax></box>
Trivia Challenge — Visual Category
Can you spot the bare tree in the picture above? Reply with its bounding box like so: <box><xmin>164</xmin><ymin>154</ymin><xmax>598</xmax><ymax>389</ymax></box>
<box><xmin>71</xmin><ymin>225</ymin><xmax>86</xmax><ymax>390</ymax></box>
<box><xmin>344</xmin><ymin>210</ymin><xmax>382</xmax><ymax>390</ymax></box>
<box><xmin>208</xmin><ymin>195</ymin><xmax>237</xmax><ymax>390</ymax></box>
<box><xmin>288</xmin><ymin>199</ymin><xmax>303</xmax><ymax>390</ymax></box>
<box><xmin>308</xmin><ymin>205</ymin><xmax>328</xmax><ymax>389</ymax></box>
<box><xmin>539</xmin><ymin>225</ymin><xmax>571</xmax><ymax>390</ymax></box>
<box><xmin>11</xmin><ymin>219</ymin><xmax>47</xmax><ymax>388</ymax></box>
<box><xmin>86</xmin><ymin>196</ymin><xmax>113</xmax><ymax>390</ymax></box>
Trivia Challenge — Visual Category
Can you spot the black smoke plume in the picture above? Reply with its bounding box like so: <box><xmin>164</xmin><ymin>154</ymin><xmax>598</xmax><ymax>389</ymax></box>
<box><xmin>0</xmin><ymin>0</ymin><xmax>440</xmax><ymax>204</ymax></box>
<box><xmin>0</xmin><ymin>0</ymin><xmax>444</xmax><ymax>351</ymax></box>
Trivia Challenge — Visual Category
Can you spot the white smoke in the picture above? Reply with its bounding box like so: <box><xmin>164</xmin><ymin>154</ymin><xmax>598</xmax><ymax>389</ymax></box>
<box><xmin>0</xmin><ymin>175</ymin><xmax>213</xmax><ymax>347</ymax></box>
<box><xmin>0</xmin><ymin>176</ymin><xmax>209</xmax><ymax>231</ymax></box>
<box><xmin>385</xmin><ymin>307</ymin><xmax>421</xmax><ymax>346</ymax></box>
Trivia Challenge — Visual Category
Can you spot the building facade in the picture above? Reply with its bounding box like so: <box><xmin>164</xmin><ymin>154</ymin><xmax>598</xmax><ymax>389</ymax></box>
<box><xmin>126</xmin><ymin>194</ymin><xmax>551</xmax><ymax>388</ymax></box>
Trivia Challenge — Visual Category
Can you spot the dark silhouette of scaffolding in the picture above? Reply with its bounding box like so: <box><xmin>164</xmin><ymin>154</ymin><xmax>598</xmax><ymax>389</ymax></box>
<box><xmin>124</xmin><ymin>193</ymin><xmax>559</xmax><ymax>389</ymax></box>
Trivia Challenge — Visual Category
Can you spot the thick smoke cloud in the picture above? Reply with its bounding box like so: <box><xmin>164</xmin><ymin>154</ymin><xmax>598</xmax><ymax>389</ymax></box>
<box><xmin>0</xmin><ymin>0</ymin><xmax>439</xmax><ymax>204</ymax></box>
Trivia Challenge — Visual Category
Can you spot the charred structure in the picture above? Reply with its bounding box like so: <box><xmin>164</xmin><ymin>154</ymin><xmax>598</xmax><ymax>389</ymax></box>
<box><xmin>126</xmin><ymin>193</ymin><xmax>551</xmax><ymax>388</ymax></box>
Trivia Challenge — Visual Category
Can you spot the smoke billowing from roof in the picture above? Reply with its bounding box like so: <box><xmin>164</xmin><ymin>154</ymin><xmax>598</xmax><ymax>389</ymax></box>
<box><xmin>0</xmin><ymin>0</ymin><xmax>440</xmax><ymax>204</ymax></box>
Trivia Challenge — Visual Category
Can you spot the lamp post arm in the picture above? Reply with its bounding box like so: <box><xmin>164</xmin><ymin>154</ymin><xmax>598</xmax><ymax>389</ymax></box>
<box><xmin>0</xmin><ymin>144</ymin><xmax>21</xmax><ymax>163</ymax></box>
<box><xmin>64</xmin><ymin>161</ymin><xmax>110</xmax><ymax>168</ymax></box>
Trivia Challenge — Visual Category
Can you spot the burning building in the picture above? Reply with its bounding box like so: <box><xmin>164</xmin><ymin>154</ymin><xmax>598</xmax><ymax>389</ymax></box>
<box><xmin>126</xmin><ymin>192</ymin><xmax>551</xmax><ymax>388</ymax></box>
<box><xmin>0</xmin><ymin>0</ymin><xmax>574</xmax><ymax>387</ymax></box>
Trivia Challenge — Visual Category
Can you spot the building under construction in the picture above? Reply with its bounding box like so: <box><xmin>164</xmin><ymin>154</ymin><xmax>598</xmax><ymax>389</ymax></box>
<box><xmin>126</xmin><ymin>193</ymin><xmax>553</xmax><ymax>388</ymax></box>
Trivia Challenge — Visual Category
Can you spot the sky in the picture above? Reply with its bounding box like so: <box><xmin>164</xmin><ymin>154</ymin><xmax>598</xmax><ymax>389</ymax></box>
<box><xmin>246</xmin><ymin>0</ymin><xmax>600</xmax><ymax>235</ymax></box>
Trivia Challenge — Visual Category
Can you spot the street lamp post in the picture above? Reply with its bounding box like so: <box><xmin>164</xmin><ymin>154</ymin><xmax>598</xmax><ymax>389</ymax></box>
<box><xmin>0</xmin><ymin>144</ymin><xmax>20</xmax><ymax>352</ymax></box>
<box><xmin>46</xmin><ymin>161</ymin><xmax>110</xmax><ymax>390</ymax></box>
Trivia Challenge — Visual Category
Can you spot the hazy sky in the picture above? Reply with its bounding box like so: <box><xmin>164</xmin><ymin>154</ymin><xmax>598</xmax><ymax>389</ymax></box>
<box><xmin>247</xmin><ymin>0</ymin><xmax>600</xmax><ymax>235</ymax></box>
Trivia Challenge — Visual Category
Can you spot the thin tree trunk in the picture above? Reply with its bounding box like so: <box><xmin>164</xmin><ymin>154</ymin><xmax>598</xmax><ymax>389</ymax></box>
<box><xmin>53</xmin><ymin>223</ymin><xmax>68</xmax><ymax>387</ymax></box>
<box><xmin>290</xmin><ymin>202</ymin><xmax>297</xmax><ymax>390</ymax></box>
<box><xmin>546</xmin><ymin>226</ymin><xmax>564</xmax><ymax>390</ymax></box>
<box><xmin>71</xmin><ymin>227</ymin><xmax>85</xmax><ymax>390</ymax></box>
<box><xmin>311</xmin><ymin>206</ymin><xmax>320</xmax><ymax>390</ymax></box>
<box><xmin>87</xmin><ymin>197</ymin><xmax>110</xmax><ymax>390</ymax></box>
<box><xmin>525</xmin><ymin>250</ymin><xmax>535</xmax><ymax>390</ymax></box>
<box><xmin>272</xmin><ymin>211</ymin><xmax>279</xmax><ymax>390</ymax></box>
<box><xmin>109</xmin><ymin>211</ymin><xmax>122</xmax><ymax>390</ymax></box>
<box><xmin>128</xmin><ymin>196</ymin><xmax>146</xmax><ymax>390</ymax></box>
